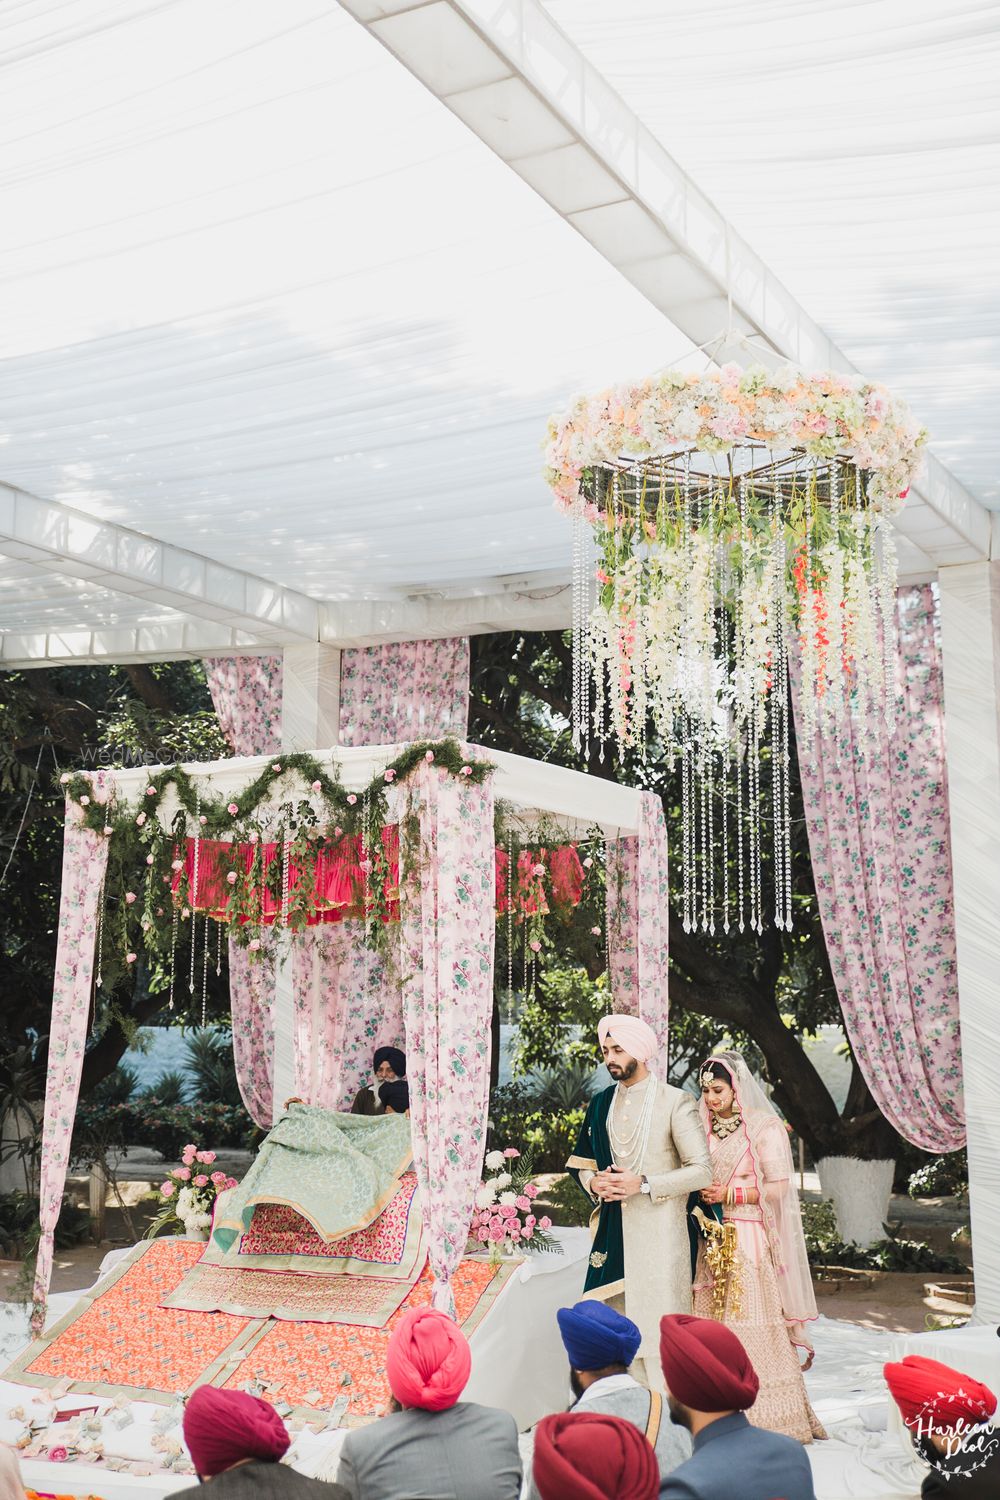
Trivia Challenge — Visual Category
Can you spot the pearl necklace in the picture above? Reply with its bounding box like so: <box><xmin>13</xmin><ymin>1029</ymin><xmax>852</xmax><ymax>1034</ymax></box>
<box><xmin>609</xmin><ymin>1075</ymin><xmax>657</xmax><ymax>1174</ymax></box>
<box><xmin>710</xmin><ymin>1110</ymin><xmax>742</xmax><ymax>1139</ymax></box>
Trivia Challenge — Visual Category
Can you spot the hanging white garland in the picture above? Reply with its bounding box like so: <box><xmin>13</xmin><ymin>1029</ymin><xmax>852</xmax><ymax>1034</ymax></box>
<box><xmin>546</xmin><ymin>363</ymin><xmax>926</xmax><ymax>934</ymax></box>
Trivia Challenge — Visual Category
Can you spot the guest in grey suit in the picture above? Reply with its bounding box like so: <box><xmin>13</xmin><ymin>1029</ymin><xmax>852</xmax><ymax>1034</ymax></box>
<box><xmin>175</xmin><ymin>1385</ymin><xmax>348</xmax><ymax>1500</ymax></box>
<box><xmin>522</xmin><ymin>1300</ymin><xmax>690</xmax><ymax>1497</ymax></box>
<box><xmin>335</xmin><ymin>1306</ymin><xmax>521</xmax><ymax>1500</ymax></box>
<box><xmin>658</xmin><ymin>1314</ymin><xmax>816</xmax><ymax>1500</ymax></box>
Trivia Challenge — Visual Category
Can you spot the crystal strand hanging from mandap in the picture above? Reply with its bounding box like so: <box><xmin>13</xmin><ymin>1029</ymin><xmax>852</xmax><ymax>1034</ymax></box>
<box><xmin>544</xmin><ymin>364</ymin><xmax>925</xmax><ymax>933</ymax></box>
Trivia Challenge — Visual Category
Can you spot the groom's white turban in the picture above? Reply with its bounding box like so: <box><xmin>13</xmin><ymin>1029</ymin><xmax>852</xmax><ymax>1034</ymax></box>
<box><xmin>597</xmin><ymin>1013</ymin><xmax>659</xmax><ymax>1063</ymax></box>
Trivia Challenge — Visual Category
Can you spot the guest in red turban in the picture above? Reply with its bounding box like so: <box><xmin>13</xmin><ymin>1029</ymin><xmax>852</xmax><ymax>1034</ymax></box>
<box><xmin>884</xmin><ymin>1355</ymin><xmax>1000</xmax><ymax>1499</ymax></box>
<box><xmin>335</xmin><ymin>1307</ymin><xmax>522</xmax><ymax>1500</ymax></box>
<box><xmin>532</xmin><ymin>1410</ymin><xmax>659</xmax><ymax>1500</ymax></box>
<box><xmin>658</xmin><ymin>1316</ymin><xmax>816</xmax><ymax>1499</ymax></box>
<box><xmin>176</xmin><ymin>1385</ymin><xmax>348</xmax><ymax>1500</ymax></box>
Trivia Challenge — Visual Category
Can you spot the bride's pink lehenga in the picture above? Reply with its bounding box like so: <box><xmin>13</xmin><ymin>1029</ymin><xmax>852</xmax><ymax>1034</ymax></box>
<box><xmin>693</xmin><ymin>1078</ymin><xmax>826</xmax><ymax>1444</ymax></box>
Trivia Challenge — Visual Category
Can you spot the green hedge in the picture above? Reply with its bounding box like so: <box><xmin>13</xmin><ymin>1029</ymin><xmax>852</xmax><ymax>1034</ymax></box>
<box><xmin>72</xmin><ymin>1097</ymin><xmax>259</xmax><ymax>1165</ymax></box>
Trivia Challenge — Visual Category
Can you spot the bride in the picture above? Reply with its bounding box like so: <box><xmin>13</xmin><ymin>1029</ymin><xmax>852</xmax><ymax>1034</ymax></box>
<box><xmin>693</xmin><ymin>1052</ymin><xmax>825</xmax><ymax>1444</ymax></box>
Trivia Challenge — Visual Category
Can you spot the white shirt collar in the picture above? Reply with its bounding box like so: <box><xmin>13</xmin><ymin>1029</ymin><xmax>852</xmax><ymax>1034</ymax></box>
<box><xmin>576</xmin><ymin>1373</ymin><xmax>642</xmax><ymax>1405</ymax></box>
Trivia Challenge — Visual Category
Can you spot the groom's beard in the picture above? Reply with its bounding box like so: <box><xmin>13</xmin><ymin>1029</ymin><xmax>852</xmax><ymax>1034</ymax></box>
<box><xmin>569</xmin><ymin>1368</ymin><xmax>585</xmax><ymax>1403</ymax></box>
<box><xmin>608</xmin><ymin>1058</ymin><xmax>638</xmax><ymax>1082</ymax></box>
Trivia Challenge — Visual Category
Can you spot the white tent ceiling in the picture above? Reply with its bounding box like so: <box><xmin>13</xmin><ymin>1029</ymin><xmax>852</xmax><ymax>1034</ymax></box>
<box><xmin>0</xmin><ymin>0</ymin><xmax>994</xmax><ymax>664</ymax></box>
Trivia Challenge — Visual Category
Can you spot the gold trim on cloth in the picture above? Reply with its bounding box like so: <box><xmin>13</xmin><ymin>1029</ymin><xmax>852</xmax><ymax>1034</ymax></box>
<box><xmin>566</xmin><ymin>1155</ymin><xmax>598</xmax><ymax>1172</ymax></box>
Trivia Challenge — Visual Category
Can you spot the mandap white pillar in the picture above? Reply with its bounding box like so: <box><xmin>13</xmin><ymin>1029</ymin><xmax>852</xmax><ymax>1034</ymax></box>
<box><xmin>938</xmin><ymin>561</ymin><xmax>1000</xmax><ymax>1323</ymax></box>
<box><xmin>272</xmin><ymin>644</ymin><xmax>342</xmax><ymax>1123</ymax></box>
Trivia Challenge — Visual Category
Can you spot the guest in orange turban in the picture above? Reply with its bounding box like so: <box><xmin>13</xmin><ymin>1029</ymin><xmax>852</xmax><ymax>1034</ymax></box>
<box><xmin>335</xmin><ymin>1307</ymin><xmax>522</xmax><ymax>1500</ymax></box>
<box><xmin>386</xmin><ymin>1307</ymin><xmax>472</xmax><ymax>1412</ymax></box>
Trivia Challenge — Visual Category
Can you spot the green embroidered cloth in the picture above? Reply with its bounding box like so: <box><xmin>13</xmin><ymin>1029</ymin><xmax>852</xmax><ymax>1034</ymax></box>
<box><xmin>210</xmin><ymin>1103</ymin><xmax>412</xmax><ymax>1256</ymax></box>
<box><xmin>567</xmin><ymin>1085</ymin><xmax>625</xmax><ymax>1296</ymax></box>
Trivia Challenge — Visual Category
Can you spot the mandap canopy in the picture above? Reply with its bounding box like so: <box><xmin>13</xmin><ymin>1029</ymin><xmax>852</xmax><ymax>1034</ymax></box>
<box><xmin>36</xmin><ymin>739</ymin><xmax>670</xmax><ymax>1325</ymax></box>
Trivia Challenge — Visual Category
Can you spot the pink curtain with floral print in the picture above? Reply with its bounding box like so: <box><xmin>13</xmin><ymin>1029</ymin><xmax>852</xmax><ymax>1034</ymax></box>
<box><xmin>793</xmin><ymin>584</ymin><xmax>965</xmax><ymax>1152</ymax></box>
<box><xmin>204</xmin><ymin>654</ymin><xmax>283</xmax><ymax>1128</ymax></box>
<box><xmin>605</xmin><ymin>792</ymin><xmax>671</xmax><ymax>1063</ymax></box>
<box><xmin>400</xmin><ymin>759</ymin><xmax>496</xmax><ymax>1316</ymax></box>
<box><xmin>290</xmin><ymin>928</ymin><xmax>404</xmax><ymax>1111</ymax></box>
<box><xmin>339</xmin><ymin>638</ymin><xmax>469</xmax><ymax>745</ymax></box>
<box><xmin>33</xmin><ymin>774</ymin><xmax>113</xmax><ymax>1328</ymax></box>
<box><xmin>204</xmin><ymin>655</ymin><xmax>283</xmax><ymax>758</ymax></box>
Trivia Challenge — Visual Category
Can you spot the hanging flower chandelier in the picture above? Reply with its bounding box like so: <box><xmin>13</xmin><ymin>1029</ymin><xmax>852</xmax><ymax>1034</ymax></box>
<box><xmin>545</xmin><ymin>363</ymin><xmax>926</xmax><ymax>935</ymax></box>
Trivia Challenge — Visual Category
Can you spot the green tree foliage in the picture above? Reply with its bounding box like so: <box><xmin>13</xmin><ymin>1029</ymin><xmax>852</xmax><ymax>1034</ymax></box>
<box><xmin>0</xmin><ymin>662</ymin><xmax>231</xmax><ymax>1103</ymax></box>
<box><xmin>470</xmin><ymin>630</ymin><xmax>902</xmax><ymax>1164</ymax></box>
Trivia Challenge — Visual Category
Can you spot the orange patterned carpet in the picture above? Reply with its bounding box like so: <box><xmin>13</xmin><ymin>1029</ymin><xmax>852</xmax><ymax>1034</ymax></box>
<box><xmin>5</xmin><ymin>1240</ymin><xmax>514</xmax><ymax>1424</ymax></box>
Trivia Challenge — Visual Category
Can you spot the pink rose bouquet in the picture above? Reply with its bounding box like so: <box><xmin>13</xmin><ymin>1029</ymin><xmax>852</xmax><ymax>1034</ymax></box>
<box><xmin>146</xmin><ymin>1143</ymin><xmax>238</xmax><ymax>1241</ymax></box>
<box><xmin>467</xmin><ymin>1145</ymin><xmax>557</xmax><ymax>1259</ymax></box>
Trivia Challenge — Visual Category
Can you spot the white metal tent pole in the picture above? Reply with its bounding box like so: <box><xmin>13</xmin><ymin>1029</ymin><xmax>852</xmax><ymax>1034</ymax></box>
<box><xmin>271</xmin><ymin>645</ymin><xmax>343</xmax><ymax>1123</ymax></box>
<box><xmin>937</xmin><ymin>562</ymin><xmax>1000</xmax><ymax>1323</ymax></box>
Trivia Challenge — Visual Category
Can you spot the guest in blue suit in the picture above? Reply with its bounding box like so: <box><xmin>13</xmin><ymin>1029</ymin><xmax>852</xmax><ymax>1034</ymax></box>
<box><xmin>658</xmin><ymin>1314</ymin><xmax>816</xmax><ymax>1500</ymax></box>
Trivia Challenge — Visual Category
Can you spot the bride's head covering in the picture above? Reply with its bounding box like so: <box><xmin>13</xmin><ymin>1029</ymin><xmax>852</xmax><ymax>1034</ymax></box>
<box><xmin>699</xmin><ymin>1051</ymin><xmax>816</xmax><ymax>1329</ymax></box>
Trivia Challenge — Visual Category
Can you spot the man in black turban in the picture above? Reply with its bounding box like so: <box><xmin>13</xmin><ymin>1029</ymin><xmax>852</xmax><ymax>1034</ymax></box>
<box><xmin>351</xmin><ymin>1046</ymin><xmax>407</xmax><ymax>1116</ymax></box>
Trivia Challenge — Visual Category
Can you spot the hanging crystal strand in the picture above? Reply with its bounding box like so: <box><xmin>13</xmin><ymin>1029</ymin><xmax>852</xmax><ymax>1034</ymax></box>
<box><xmin>698</xmin><ymin>743</ymin><xmax>707</xmax><ymax>932</ymax></box>
<box><xmin>169</xmin><ymin>900</ymin><xmax>179</xmax><ymax>1011</ymax></box>
<box><xmin>773</xmin><ymin>474</ymin><xmax>791</xmax><ymax>930</ymax></box>
<box><xmin>852</xmin><ymin>465</ymin><xmax>870</xmax><ymax>739</ymax></box>
<box><xmin>682</xmin><ymin>717</ymin><xmax>693</xmax><ymax>933</ymax></box>
<box><xmin>877</xmin><ymin>513</ymin><xmax>898</xmax><ymax>740</ymax></box>
<box><xmin>736</xmin><ymin>726</ymin><xmax>745</xmax><ymax>934</ymax></box>
<box><xmin>719</xmin><ymin>556</ymin><xmax>731</xmax><ymax>935</ymax></box>
<box><xmin>706</xmin><ymin>743</ymin><xmax>715</xmax><ymax>935</ymax></box>
<box><xmin>189</xmin><ymin>793</ymin><xmax>200</xmax><ymax>995</ymax></box>
<box><xmin>201</xmin><ymin>914</ymin><xmax>210</xmax><ymax>1027</ymax></box>
<box><xmin>281</xmin><ymin>831</ymin><xmax>291</xmax><ymax>930</ymax></box>
<box><xmin>215</xmin><ymin>914</ymin><xmax>223</xmax><ymax>978</ymax></box>
<box><xmin>769</xmin><ymin>485</ymin><xmax>784</xmax><ymax>929</ymax></box>
<box><xmin>95</xmin><ymin>871</ymin><xmax>106</xmax><ymax>989</ymax></box>
<box><xmin>506</xmin><ymin>830</ymin><xmax>514</xmax><ymax>1006</ymax></box>
<box><xmin>749</xmin><ymin>692</ymin><xmax>762</xmax><ymax>934</ymax></box>
<box><xmin>572</xmin><ymin>498</ymin><xmax>585</xmax><ymax>752</ymax></box>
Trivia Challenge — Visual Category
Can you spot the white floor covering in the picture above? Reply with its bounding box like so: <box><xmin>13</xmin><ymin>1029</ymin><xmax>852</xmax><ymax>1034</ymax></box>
<box><xmin>0</xmin><ymin>1277</ymin><xmax>942</xmax><ymax>1499</ymax></box>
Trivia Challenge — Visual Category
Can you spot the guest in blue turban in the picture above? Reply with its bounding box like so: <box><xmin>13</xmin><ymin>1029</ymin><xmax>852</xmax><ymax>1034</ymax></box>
<box><xmin>522</xmin><ymin>1302</ymin><xmax>691</xmax><ymax>1499</ymax></box>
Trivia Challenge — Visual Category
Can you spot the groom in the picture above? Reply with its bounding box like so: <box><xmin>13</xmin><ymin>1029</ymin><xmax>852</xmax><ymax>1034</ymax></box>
<box><xmin>568</xmin><ymin>1014</ymin><xmax>711</xmax><ymax>1389</ymax></box>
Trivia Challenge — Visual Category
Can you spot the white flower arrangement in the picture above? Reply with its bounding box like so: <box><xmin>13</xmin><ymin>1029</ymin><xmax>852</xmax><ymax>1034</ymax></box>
<box><xmin>467</xmin><ymin>1145</ymin><xmax>556</xmax><ymax>1259</ymax></box>
<box><xmin>145</xmin><ymin>1142</ymin><xmax>237</xmax><ymax>1241</ymax></box>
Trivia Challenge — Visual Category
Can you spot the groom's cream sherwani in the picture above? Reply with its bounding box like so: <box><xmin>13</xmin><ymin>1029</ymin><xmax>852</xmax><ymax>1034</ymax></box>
<box><xmin>570</xmin><ymin>1079</ymin><xmax>711</xmax><ymax>1387</ymax></box>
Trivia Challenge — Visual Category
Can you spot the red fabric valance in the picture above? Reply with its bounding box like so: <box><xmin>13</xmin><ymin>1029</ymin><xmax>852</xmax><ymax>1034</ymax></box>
<box><xmin>173</xmin><ymin>832</ymin><xmax>583</xmax><ymax>927</ymax></box>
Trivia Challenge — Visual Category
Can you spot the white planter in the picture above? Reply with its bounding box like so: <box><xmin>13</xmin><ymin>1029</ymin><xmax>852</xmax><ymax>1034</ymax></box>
<box><xmin>816</xmin><ymin>1156</ymin><xmax>895</xmax><ymax>1248</ymax></box>
<box><xmin>181</xmin><ymin>1226</ymin><xmax>211</xmax><ymax>1242</ymax></box>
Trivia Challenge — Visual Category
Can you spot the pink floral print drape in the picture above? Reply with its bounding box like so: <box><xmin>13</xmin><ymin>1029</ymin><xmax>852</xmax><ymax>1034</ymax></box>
<box><xmin>204</xmin><ymin>655</ymin><xmax>283</xmax><ymax>758</ymax></box>
<box><xmin>205</xmin><ymin>654</ymin><xmax>282</xmax><ymax>1127</ymax></box>
<box><xmin>339</xmin><ymin>639</ymin><xmax>470</xmax><ymax>745</ymax></box>
<box><xmin>605</xmin><ymin>792</ymin><xmax>671</xmax><ymax>1063</ymax></box>
<box><xmin>793</xmin><ymin>585</ymin><xmax>965</xmax><ymax>1151</ymax></box>
<box><xmin>399</xmin><ymin>759</ymin><xmax>496</xmax><ymax>1316</ymax></box>
<box><xmin>290</xmin><ymin>928</ymin><xmax>404</xmax><ymax>1111</ymax></box>
<box><xmin>33</xmin><ymin>775</ymin><xmax>113</xmax><ymax>1328</ymax></box>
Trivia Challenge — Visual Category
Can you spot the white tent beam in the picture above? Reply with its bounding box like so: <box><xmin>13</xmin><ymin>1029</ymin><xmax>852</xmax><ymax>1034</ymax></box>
<box><xmin>340</xmin><ymin>0</ymin><xmax>991</xmax><ymax>567</ymax></box>
<box><xmin>0</xmin><ymin>620</ymin><xmax>283</xmax><ymax>669</ymax></box>
<box><xmin>0</xmin><ymin>484</ymin><xmax>321</xmax><ymax>645</ymax></box>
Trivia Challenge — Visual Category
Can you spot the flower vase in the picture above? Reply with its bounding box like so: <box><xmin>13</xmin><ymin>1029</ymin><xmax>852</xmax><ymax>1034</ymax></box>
<box><xmin>181</xmin><ymin>1225</ymin><xmax>210</xmax><ymax>1242</ymax></box>
<box><xmin>488</xmin><ymin>1241</ymin><xmax>517</xmax><ymax>1264</ymax></box>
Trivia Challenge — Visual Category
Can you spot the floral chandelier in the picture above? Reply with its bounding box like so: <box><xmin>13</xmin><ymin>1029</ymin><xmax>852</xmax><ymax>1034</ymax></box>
<box><xmin>545</xmin><ymin>363</ymin><xmax>926</xmax><ymax>935</ymax></box>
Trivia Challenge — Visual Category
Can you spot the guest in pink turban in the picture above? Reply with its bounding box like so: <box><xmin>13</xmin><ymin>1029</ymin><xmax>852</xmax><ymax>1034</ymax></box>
<box><xmin>565</xmin><ymin>1013</ymin><xmax>711</xmax><ymax>1390</ymax></box>
<box><xmin>176</xmin><ymin>1385</ymin><xmax>348</xmax><ymax>1500</ymax></box>
<box><xmin>335</xmin><ymin>1308</ymin><xmax>522</xmax><ymax>1500</ymax></box>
